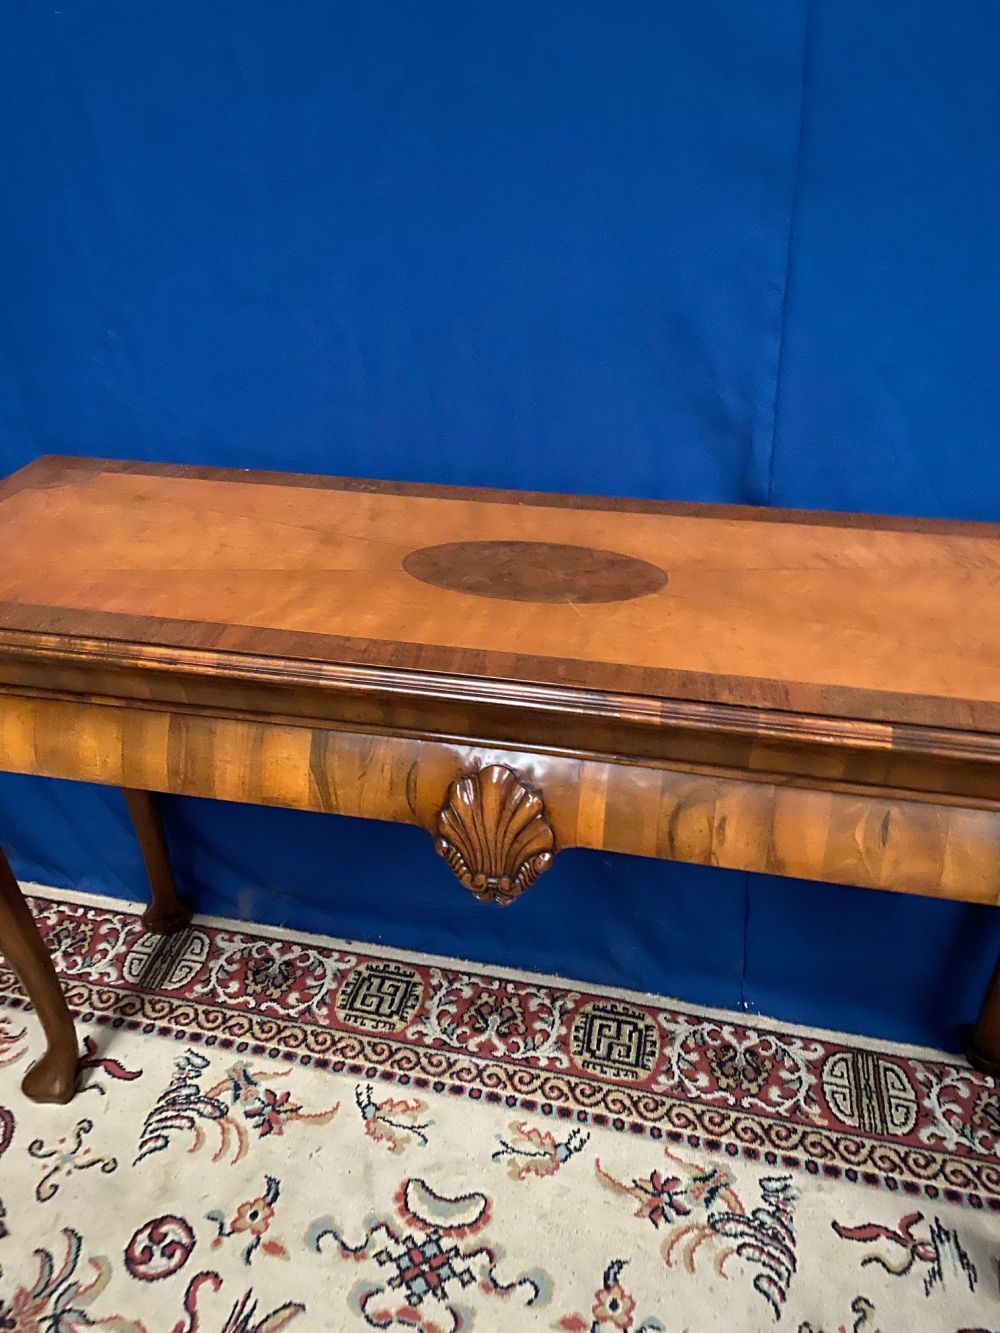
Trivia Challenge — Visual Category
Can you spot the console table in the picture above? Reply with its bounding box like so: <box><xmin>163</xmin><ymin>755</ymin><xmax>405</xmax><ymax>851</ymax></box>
<box><xmin>1</xmin><ymin>455</ymin><xmax>999</xmax><ymax>1103</ymax></box>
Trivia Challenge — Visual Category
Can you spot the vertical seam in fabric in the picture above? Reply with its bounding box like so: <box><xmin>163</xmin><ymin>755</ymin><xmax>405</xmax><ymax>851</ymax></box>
<box><xmin>738</xmin><ymin>870</ymin><xmax>752</xmax><ymax>1010</ymax></box>
<box><xmin>764</xmin><ymin>0</ymin><xmax>814</xmax><ymax>504</ymax></box>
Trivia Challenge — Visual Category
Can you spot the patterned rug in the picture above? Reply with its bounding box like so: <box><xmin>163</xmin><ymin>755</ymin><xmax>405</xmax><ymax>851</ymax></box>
<box><xmin>0</xmin><ymin>887</ymin><xmax>997</xmax><ymax>1332</ymax></box>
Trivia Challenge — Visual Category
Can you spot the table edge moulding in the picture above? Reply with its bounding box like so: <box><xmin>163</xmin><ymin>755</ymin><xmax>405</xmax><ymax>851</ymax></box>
<box><xmin>0</xmin><ymin>453</ymin><xmax>998</xmax><ymax>1104</ymax></box>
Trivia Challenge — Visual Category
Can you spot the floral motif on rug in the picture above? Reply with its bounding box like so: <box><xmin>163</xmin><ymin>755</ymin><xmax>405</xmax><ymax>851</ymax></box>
<box><xmin>0</xmin><ymin>890</ymin><xmax>996</xmax><ymax>1330</ymax></box>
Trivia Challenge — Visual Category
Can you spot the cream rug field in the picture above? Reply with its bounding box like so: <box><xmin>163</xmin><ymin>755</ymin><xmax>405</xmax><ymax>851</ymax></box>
<box><xmin>0</xmin><ymin>887</ymin><xmax>997</xmax><ymax>1332</ymax></box>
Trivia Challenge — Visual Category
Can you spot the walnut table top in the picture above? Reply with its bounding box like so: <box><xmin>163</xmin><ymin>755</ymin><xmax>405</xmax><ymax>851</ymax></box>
<box><xmin>1</xmin><ymin>455</ymin><xmax>998</xmax><ymax>731</ymax></box>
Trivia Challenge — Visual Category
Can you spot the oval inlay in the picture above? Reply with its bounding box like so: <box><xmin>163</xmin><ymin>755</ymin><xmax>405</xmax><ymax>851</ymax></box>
<box><xmin>402</xmin><ymin>540</ymin><xmax>667</xmax><ymax>604</ymax></box>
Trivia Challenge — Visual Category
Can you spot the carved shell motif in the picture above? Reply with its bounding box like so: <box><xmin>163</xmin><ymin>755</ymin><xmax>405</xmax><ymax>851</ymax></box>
<box><xmin>434</xmin><ymin>765</ymin><xmax>556</xmax><ymax>906</ymax></box>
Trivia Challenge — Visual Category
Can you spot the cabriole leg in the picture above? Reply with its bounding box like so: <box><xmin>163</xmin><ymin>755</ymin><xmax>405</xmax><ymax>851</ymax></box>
<box><xmin>969</xmin><ymin>952</ymin><xmax>1000</xmax><ymax>1077</ymax></box>
<box><xmin>0</xmin><ymin>845</ymin><xmax>78</xmax><ymax>1103</ymax></box>
<box><xmin>123</xmin><ymin>788</ymin><xmax>192</xmax><ymax>935</ymax></box>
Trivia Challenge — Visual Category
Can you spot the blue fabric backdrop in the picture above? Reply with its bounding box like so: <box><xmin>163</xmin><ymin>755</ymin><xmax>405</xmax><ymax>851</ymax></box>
<box><xmin>1</xmin><ymin>1</ymin><xmax>998</xmax><ymax>1049</ymax></box>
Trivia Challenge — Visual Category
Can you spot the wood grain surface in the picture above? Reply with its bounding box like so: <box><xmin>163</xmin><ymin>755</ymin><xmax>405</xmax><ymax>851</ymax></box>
<box><xmin>1</xmin><ymin>692</ymin><xmax>997</xmax><ymax>907</ymax></box>
<box><xmin>2</xmin><ymin>455</ymin><xmax>1000</xmax><ymax>730</ymax></box>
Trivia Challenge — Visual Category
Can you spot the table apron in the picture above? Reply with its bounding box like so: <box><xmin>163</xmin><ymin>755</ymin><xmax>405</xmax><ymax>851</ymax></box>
<box><xmin>0</xmin><ymin>692</ymin><xmax>997</xmax><ymax>906</ymax></box>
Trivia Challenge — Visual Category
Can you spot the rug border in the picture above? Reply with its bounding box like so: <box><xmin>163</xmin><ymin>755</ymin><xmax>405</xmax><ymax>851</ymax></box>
<box><xmin>24</xmin><ymin>881</ymin><xmax>973</xmax><ymax>1066</ymax></box>
<box><xmin>4</xmin><ymin>882</ymin><xmax>996</xmax><ymax>1214</ymax></box>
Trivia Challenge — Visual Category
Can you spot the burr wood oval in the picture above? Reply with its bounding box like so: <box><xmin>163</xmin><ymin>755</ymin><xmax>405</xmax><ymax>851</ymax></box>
<box><xmin>434</xmin><ymin>764</ymin><xmax>556</xmax><ymax>905</ymax></box>
<box><xmin>402</xmin><ymin>540</ymin><xmax>667</xmax><ymax>603</ymax></box>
